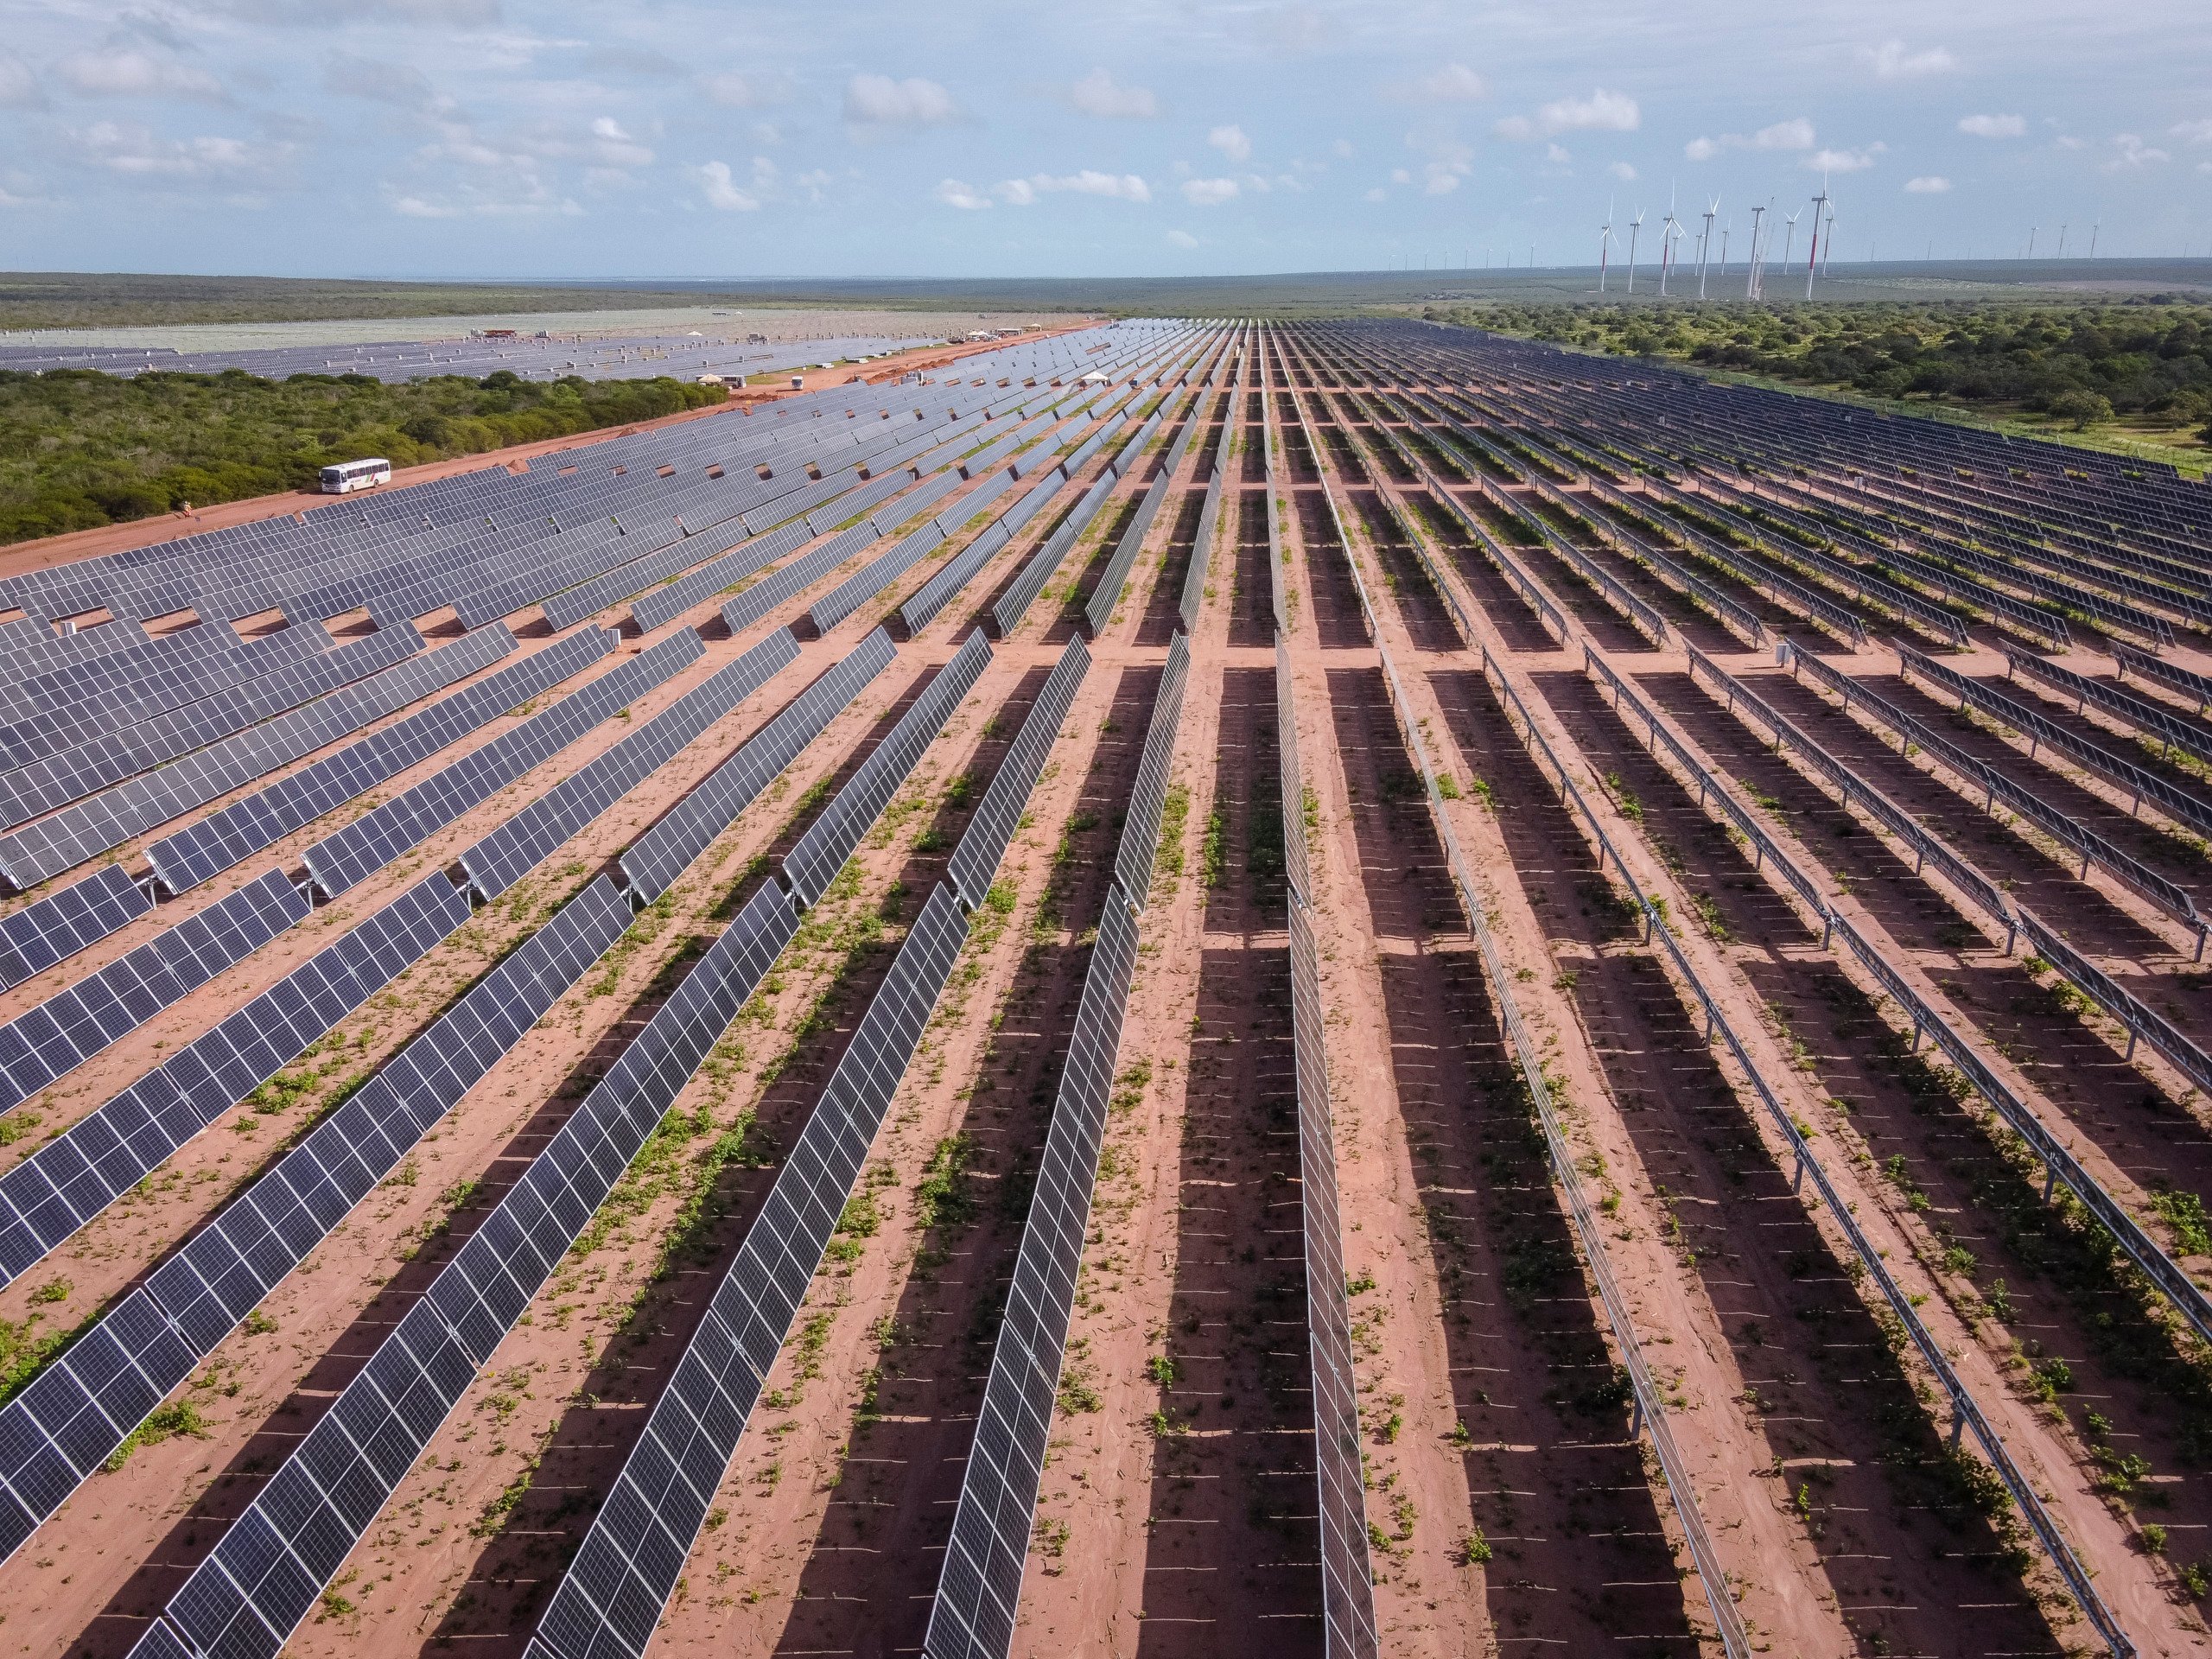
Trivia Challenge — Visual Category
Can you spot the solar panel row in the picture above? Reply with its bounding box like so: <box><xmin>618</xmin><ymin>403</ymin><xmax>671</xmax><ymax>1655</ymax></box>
<box><xmin>124</xmin><ymin>879</ymin><xmax>803</xmax><ymax>1659</ymax></box>
<box><xmin>544</xmin><ymin>519</ymin><xmax>805</xmax><ymax>633</ymax></box>
<box><xmin>947</xmin><ymin>635</ymin><xmax>1090</xmax><ymax>911</ymax></box>
<box><xmin>782</xmin><ymin>630</ymin><xmax>994</xmax><ymax>909</ymax></box>
<box><xmin>717</xmin><ymin>520</ymin><xmax>880</xmax><ymax>637</ymax></box>
<box><xmin>618</xmin><ymin>627</ymin><xmax>897</xmax><ymax>903</ymax></box>
<box><xmin>0</xmin><ymin>624</ymin><xmax>514</xmax><ymax>893</ymax></box>
<box><xmin>1275</xmin><ymin>638</ymin><xmax>1310</xmax><ymax>906</ymax></box>
<box><xmin>0</xmin><ymin>868</ymin><xmax>308</xmax><ymax>1116</ymax></box>
<box><xmin>991</xmin><ymin>471</ymin><xmax>1117</xmax><ymax>635</ymax></box>
<box><xmin>0</xmin><ymin>877</ymin><xmax>633</xmax><ymax>1562</ymax></box>
<box><xmin>1083</xmin><ymin>469</ymin><xmax>1173</xmax><ymax>637</ymax></box>
<box><xmin>304</xmin><ymin>628</ymin><xmax>699</xmax><ymax>897</ymax></box>
<box><xmin>810</xmin><ymin>521</ymin><xmax>944</xmax><ymax>634</ymax></box>
<box><xmin>899</xmin><ymin>521</ymin><xmax>1011</xmax><ymax>636</ymax></box>
<box><xmin>0</xmin><ymin>862</ymin><xmax>150</xmax><ymax>992</ymax></box>
<box><xmin>148</xmin><ymin>624</ymin><xmax>590</xmax><ymax>894</ymax></box>
<box><xmin>0</xmin><ymin>873</ymin><xmax>470</xmax><ymax>1286</ymax></box>
<box><xmin>524</xmin><ymin>884</ymin><xmax>969</xmax><ymax>1659</ymax></box>
<box><xmin>459</xmin><ymin>628</ymin><xmax>800</xmax><ymax>899</ymax></box>
<box><xmin>1287</xmin><ymin>899</ymin><xmax>1381</xmax><ymax>1659</ymax></box>
<box><xmin>1112</xmin><ymin>632</ymin><xmax>1190</xmax><ymax>910</ymax></box>
<box><xmin>920</xmin><ymin>877</ymin><xmax>1138</xmax><ymax>1659</ymax></box>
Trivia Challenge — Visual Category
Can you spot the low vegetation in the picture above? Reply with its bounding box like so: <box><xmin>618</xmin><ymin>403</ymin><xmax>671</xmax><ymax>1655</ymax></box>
<box><xmin>0</xmin><ymin>367</ymin><xmax>726</xmax><ymax>546</ymax></box>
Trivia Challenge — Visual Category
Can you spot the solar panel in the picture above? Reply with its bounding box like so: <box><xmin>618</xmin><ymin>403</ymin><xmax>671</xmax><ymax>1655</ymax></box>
<box><xmin>148</xmin><ymin>625</ymin><xmax>598</xmax><ymax>895</ymax></box>
<box><xmin>810</xmin><ymin>521</ymin><xmax>944</xmax><ymax>634</ymax></box>
<box><xmin>947</xmin><ymin>635</ymin><xmax>1089</xmax><ymax>911</ymax></box>
<box><xmin>0</xmin><ymin>625</ymin><xmax>512</xmax><ymax>893</ymax></box>
<box><xmin>991</xmin><ymin>472</ymin><xmax>1117</xmax><ymax>635</ymax></box>
<box><xmin>1287</xmin><ymin>899</ymin><xmax>1381</xmax><ymax>1658</ymax></box>
<box><xmin>1181</xmin><ymin>473</ymin><xmax>1223</xmax><ymax>635</ymax></box>
<box><xmin>900</xmin><ymin>520</ymin><xmax>1012</xmax><ymax>635</ymax></box>
<box><xmin>620</xmin><ymin>628</ymin><xmax>897</xmax><ymax>903</ymax></box>
<box><xmin>306</xmin><ymin>629</ymin><xmax>701</xmax><ymax>897</ymax></box>
<box><xmin>124</xmin><ymin>881</ymin><xmax>802</xmax><ymax>1659</ymax></box>
<box><xmin>0</xmin><ymin>869</ymin><xmax>309</xmax><ymax>1116</ymax></box>
<box><xmin>0</xmin><ymin>879</ymin><xmax>632</xmax><ymax>1562</ymax></box>
<box><xmin>923</xmin><ymin>885</ymin><xmax>1139</xmax><ymax>1659</ymax></box>
<box><xmin>522</xmin><ymin>883</ymin><xmax>969</xmax><ymax>1659</ymax></box>
<box><xmin>720</xmin><ymin>521</ymin><xmax>878</xmax><ymax>636</ymax></box>
<box><xmin>784</xmin><ymin>630</ymin><xmax>993</xmax><ymax>908</ymax></box>
<box><xmin>1112</xmin><ymin>633</ymin><xmax>1190</xmax><ymax>911</ymax></box>
<box><xmin>1275</xmin><ymin>639</ymin><xmax>1311</xmax><ymax>906</ymax></box>
<box><xmin>1083</xmin><ymin>473</ymin><xmax>1171</xmax><ymax>636</ymax></box>
<box><xmin>623</xmin><ymin>520</ymin><xmax>814</xmax><ymax>636</ymax></box>
<box><xmin>0</xmin><ymin>863</ymin><xmax>149</xmax><ymax>992</ymax></box>
<box><xmin>0</xmin><ymin>874</ymin><xmax>469</xmax><ymax>1288</ymax></box>
<box><xmin>459</xmin><ymin>629</ymin><xmax>799</xmax><ymax>899</ymax></box>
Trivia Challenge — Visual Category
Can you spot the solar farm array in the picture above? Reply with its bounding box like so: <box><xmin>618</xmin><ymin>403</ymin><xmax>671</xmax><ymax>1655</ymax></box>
<box><xmin>0</xmin><ymin>308</ymin><xmax>2209</xmax><ymax>1659</ymax></box>
<box><xmin>0</xmin><ymin>331</ymin><xmax>942</xmax><ymax>385</ymax></box>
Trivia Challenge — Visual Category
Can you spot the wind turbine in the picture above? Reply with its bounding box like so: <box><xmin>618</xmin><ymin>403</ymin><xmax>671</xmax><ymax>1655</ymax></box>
<box><xmin>1779</xmin><ymin>207</ymin><xmax>1802</xmax><ymax>278</ymax></box>
<box><xmin>1720</xmin><ymin>215</ymin><xmax>1732</xmax><ymax>275</ymax></box>
<box><xmin>1697</xmin><ymin>196</ymin><xmax>1719</xmax><ymax>298</ymax></box>
<box><xmin>2027</xmin><ymin>225</ymin><xmax>2037</xmax><ymax>258</ymax></box>
<box><xmin>2090</xmin><ymin>219</ymin><xmax>2100</xmax><ymax>258</ymax></box>
<box><xmin>1599</xmin><ymin>199</ymin><xmax>1615</xmax><ymax>291</ymax></box>
<box><xmin>1806</xmin><ymin>181</ymin><xmax>1830</xmax><ymax>298</ymax></box>
<box><xmin>1821</xmin><ymin>194</ymin><xmax>1838</xmax><ymax>276</ymax></box>
<box><xmin>1626</xmin><ymin>208</ymin><xmax>1645</xmax><ymax>293</ymax></box>
<box><xmin>1659</xmin><ymin>184</ymin><xmax>1680</xmax><ymax>296</ymax></box>
<box><xmin>1746</xmin><ymin>203</ymin><xmax>1768</xmax><ymax>299</ymax></box>
<box><xmin>2058</xmin><ymin>223</ymin><xmax>2069</xmax><ymax>258</ymax></box>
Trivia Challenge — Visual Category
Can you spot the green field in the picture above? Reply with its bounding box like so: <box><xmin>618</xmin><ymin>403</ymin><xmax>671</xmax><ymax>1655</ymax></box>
<box><xmin>0</xmin><ymin>369</ymin><xmax>725</xmax><ymax>546</ymax></box>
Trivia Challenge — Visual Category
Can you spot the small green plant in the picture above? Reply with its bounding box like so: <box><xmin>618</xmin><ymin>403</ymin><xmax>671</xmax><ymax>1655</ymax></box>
<box><xmin>1459</xmin><ymin>1528</ymin><xmax>1492</xmax><ymax>1565</ymax></box>
<box><xmin>2142</xmin><ymin>1522</ymin><xmax>2171</xmax><ymax>1554</ymax></box>
<box><xmin>1146</xmin><ymin>1355</ymin><xmax>1179</xmax><ymax>1387</ymax></box>
<box><xmin>242</xmin><ymin>1307</ymin><xmax>278</xmax><ymax>1336</ymax></box>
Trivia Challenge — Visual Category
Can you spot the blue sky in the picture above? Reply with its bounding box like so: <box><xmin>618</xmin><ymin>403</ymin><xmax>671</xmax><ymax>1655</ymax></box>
<box><xmin>1</xmin><ymin>0</ymin><xmax>2208</xmax><ymax>280</ymax></box>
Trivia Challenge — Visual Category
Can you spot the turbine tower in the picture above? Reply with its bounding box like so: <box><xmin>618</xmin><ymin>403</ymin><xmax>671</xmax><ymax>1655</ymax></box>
<box><xmin>1659</xmin><ymin>184</ymin><xmax>1680</xmax><ymax>296</ymax></box>
<box><xmin>1599</xmin><ymin>199</ymin><xmax>1615</xmax><ymax>291</ymax></box>
<box><xmin>1697</xmin><ymin>196</ymin><xmax>1719</xmax><ymax>298</ymax></box>
<box><xmin>1805</xmin><ymin>183</ymin><xmax>1830</xmax><ymax>298</ymax></box>
<box><xmin>1626</xmin><ymin>208</ymin><xmax>1645</xmax><ymax>293</ymax></box>
<box><xmin>1746</xmin><ymin>203</ymin><xmax>1768</xmax><ymax>299</ymax></box>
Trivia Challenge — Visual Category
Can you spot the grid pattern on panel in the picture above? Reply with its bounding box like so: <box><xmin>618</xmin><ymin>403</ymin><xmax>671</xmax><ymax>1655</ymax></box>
<box><xmin>899</xmin><ymin>521</ymin><xmax>1011</xmax><ymax>636</ymax></box>
<box><xmin>948</xmin><ymin>636</ymin><xmax>1089</xmax><ymax>912</ymax></box>
<box><xmin>784</xmin><ymin>630</ymin><xmax>993</xmax><ymax>909</ymax></box>
<box><xmin>0</xmin><ymin>863</ymin><xmax>149</xmax><ymax>992</ymax></box>
<box><xmin>0</xmin><ymin>880</ymin><xmax>632</xmax><ymax>1563</ymax></box>
<box><xmin>305</xmin><ymin>630</ymin><xmax>698</xmax><ymax>897</ymax></box>
<box><xmin>0</xmin><ymin>622</ymin><xmax>241</xmax><ymax>729</ymax></box>
<box><xmin>1287</xmin><ymin>899</ymin><xmax>1381</xmax><ymax>1659</ymax></box>
<box><xmin>0</xmin><ymin>874</ymin><xmax>469</xmax><ymax>1289</ymax></box>
<box><xmin>524</xmin><ymin>883</ymin><xmax>968</xmax><ymax>1659</ymax></box>
<box><xmin>0</xmin><ymin>620</ymin><xmax>333</xmax><ymax>774</ymax></box>
<box><xmin>810</xmin><ymin>522</ymin><xmax>944</xmax><ymax>635</ymax></box>
<box><xmin>1083</xmin><ymin>473</ymin><xmax>1171</xmax><ymax>636</ymax></box>
<box><xmin>720</xmin><ymin>521</ymin><xmax>878</xmax><ymax>636</ymax></box>
<box><xmin>149</xmin><ymin>626</ymin><xmax>597</xmax><ymax>894</ymax></box>
<box><xmin>126</xmin><ymin>882</ymin><xmax>801</xmax><ymax>1659</ymax></box>
<box><xmin>0</xmin><ymin>869</ymin><xmax>309</xmax><ymax>1116</ymax></box>
<box><xmin>2007</xmin><ymin>648</ymin><xmax>2212</xmax><ymax>768</ymax></box>
<box><xmin>1275</xmin><ymin>639</ymin><xmax>1311</xmax><ymax>907</ymax></box>
<box><xmin>1111</xmin><ymin>633</ymin><xmax>1190</xmax><ymax>911</ymax></box>
<box><xmin>459</xmin><ymin>629</ymin><xmax>798</xmax><ymax>899</ymax></box>
<box><xmin>990</xmin><ymin>472</ymin><xmax>1116</xmax><ymax>637</ymax></box>
<box><xmin>922</xmin><ymin>888</ymin><xmax>1138</xmax><ymax>1659</ymax></box>
<box><xmin>618</xmin><ymin>627</ymin><xmax>896</xmax><ymax>903</ymax></box>
<box><xmin>0</xmin><ymin>625</ymin><xmax>491</xmax><ymax>893</ymax></box>
<box><xmin>942</xmin><ymin>464</ymin><xmax>1015</xmax><ymax>529</ymax></box>
<box><xmin>0</xmin><ymin>624</ymin><xmax>423</xmax><ymax>830</ymax></box>
<box><xmin>544</xmin><ymin>520</ymin><xmax>804</xmax><ymax>633</ymax></box>
<box><xmin>874</xmin><ymin>467</ymin><xmax>961</xmax><ymax>534</ymax></box>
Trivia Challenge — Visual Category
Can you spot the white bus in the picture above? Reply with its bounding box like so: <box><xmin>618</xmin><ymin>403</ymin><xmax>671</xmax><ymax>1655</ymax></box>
<box><xmin>320</xmin><ymin>457</ymin><xmax>392</xmax><ymax>494</ymax></box>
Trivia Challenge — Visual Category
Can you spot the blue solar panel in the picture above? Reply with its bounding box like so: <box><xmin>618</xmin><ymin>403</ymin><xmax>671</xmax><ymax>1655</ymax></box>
<box><xmin>947</xmin><ymin>636</ymin><xmax>1089</xmax><ymax>911</ymax></box>
<box><xmin>0</xmin><ymin>863</ymin><xmax>149</xmax><ymax>991</ymax></box>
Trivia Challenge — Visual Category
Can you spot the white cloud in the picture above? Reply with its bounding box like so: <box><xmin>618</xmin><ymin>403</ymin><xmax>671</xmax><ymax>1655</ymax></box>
<box><xmin>844</xmin><ymin>73</ymin><xmax>959</xmax><ymax>127</ymax></box>
<box><xmin>1957</xmin><ymin>112</ymin><xmax>2026</xmax><ymax>138</ymax></box>
<box><xmin>1363</xmin><ymin>185</ymin><xmax>1386</xmax><ymax>200</ymax></box>
<box><xmin>1687</xmin><ymin>118</ymin><xmax>1815</xmax><ymax>162</ymax></box>
<box><xmin>933</xmin><ymin>176</ymin><xmax>992</xmax><ymax>209</ymax></box>
<box><xmin>1904</xmin><ymin>175</ymin><xmax>1951</xmax><ymax>193</ymax></box>
<box><xmin>1166</xmin><ymin>228</ymin><xmax>1198</xmax><ymax>248</ymax></box>
<box><xmin>75</xmin><ymin>121</ymin><xmax>283</xmax><ymax>178</ymax></box>
<box><xmin>1069</xmin><ymin>67</ymin><xmax>1156</xmax><ymax>118</ymax></box>
<box><xmin>1402</xmin><ymin>62</ymin><xmax>1484</xmax><ymax>103</ymax></box>
<box><xmin>997</xmin><ymin>168</ymin><xmax>1151</xmax><ymax>203</ymax></box>
<box><xmin>702</xmin><ymin>73</ymin><xmax>789</xmax><ymax>109</ymax></box>
<box><xmin>1608</xmin><ymin>161</ymin><xmax>1637</xmax><ymax>181</ymax></box>
<box><xmin>1806</xmin><ymin>143</ymin><xmax>1883</xmax><ymax>173</ymax></box>
<box><xmin>1208</xmin><ymin>124</ymin><xmax>1251</xmax><ymax>162</ymax></box>
<box><xmin>2171</xmin><ymin>118</ymin><xmax>2212</xmax><ymax>145</ymax></box>
<box><xmin>588</xmin><ymin>116</ymin><xmax>653</xmax><ymax>168</ymax></box>
<box><xmin>0</xmin><ymin>56</ymin><xmax>37</xmax><ymax>108</ymax></box>
<box><xmin>1863</xmin><ymin>40</ymin><xmax>1955</xmax><ymax>79</ymax></box>
<box><xmin>1182</xmin><ymin>175</ymin><xmax>1240</xmax><ymax>205</ymax></box>
<box><xmin>1544</xmin><ymin>143</ymin><xmax>1571</xmax><ymax>165</ymax></box>
<box><xmin>2108</xmin><ymin>133</ymin><xmax>2170</xmax><ymax>168</ymax></box>
<box><xmin>57</xmin><ymin>51</ymin><xmax>225</xmax><ymax>102</ymax></box>
<box><xmin>699</xmin><ymin>159</ymin><xmax>760</xmax><ymax>210</ymax></box>
<box><xmin>1494</xmin><ymin>88</ymin><xmax>1637</xmax><ymax>141</ymax></box>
